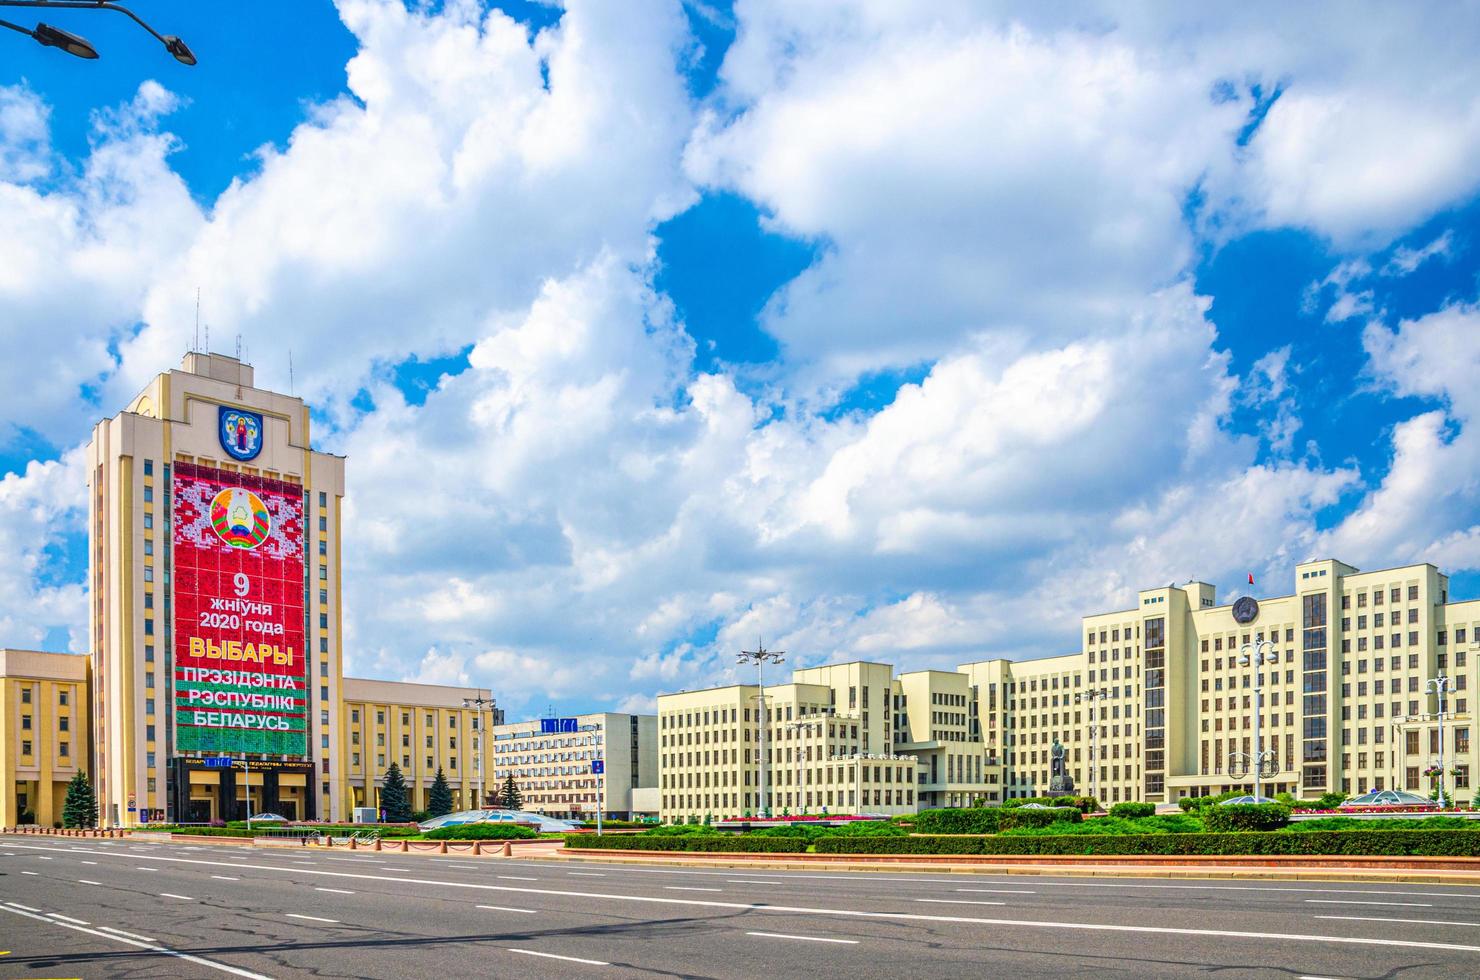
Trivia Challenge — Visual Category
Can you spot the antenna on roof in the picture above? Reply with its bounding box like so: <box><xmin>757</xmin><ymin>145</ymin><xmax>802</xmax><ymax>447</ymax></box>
<box><xmin>288</xmin><ymin>349</ymin><xmax>295</xmax><ymax>395</ymax></box>
<box><xmin>193</xmin><ymin>287</ymin><xmax>200</xmax><ymax>353</ymax></box>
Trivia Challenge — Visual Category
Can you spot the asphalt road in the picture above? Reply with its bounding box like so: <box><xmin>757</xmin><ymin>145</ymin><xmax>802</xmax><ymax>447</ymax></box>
<box><xmin>3</xmin><ymin>834</ymin><xmax>1480</xmax><ymax>978</ymax></box>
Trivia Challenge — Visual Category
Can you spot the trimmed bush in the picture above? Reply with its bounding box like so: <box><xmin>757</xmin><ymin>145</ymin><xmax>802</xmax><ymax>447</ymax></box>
<box><xmin>998</xmin><ymin>807</ymin><xmax>1082</xmax><ymax>830</ymax></box>
<box><xmin>1201</xmin><ymin>803</ymin><xmax>1291</xmax><ymax>833</ymax></box>
<box><xmin>1003</xmin><ymin>796</ymin><xmax>1100</xmax><ymax>814</ymax></box>
<box><xmin>1002</xmin><ymin>814</ymin><xmax>1204</xmax><ymax>837</ymax></box>
<box><xmin>423</xmin><ymin>824</ymin><xmax>538</xmax><ymax>840</ymax></box>
<box><xmin>823</xmin><ymin>820</ymin><xmax>908</xmax><ymax>837</ymax></box>
<box><xmin>565</xmin><ymin>834</ymin><xmax>808</xmax><ymax>853</ymax></box>
<box><xmin>913</xmin><ymin>808</ymin><xmax>1001</xmax><ymax>835</ymax></box>
<box><xmin>1312</xmin><ymin>792</ymin><xmax>1349</xmax><ymax>810</ymax></box>
<box><xmin>812</xmin><ymin>830</ymin><xmax>1480</xmax><ymax>857</ymax></box>
<box><xmin>1109</xmin><ymin>802</ymin><xmax>1156</xmax><ymax>820</ymax></box>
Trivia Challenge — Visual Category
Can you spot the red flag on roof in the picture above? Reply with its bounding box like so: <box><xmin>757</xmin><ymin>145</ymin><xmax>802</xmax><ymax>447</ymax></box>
<box><xmin>1248</xmin><ymin>572</ymin><xmax>1255</xmax><ymax>586</ymax></box>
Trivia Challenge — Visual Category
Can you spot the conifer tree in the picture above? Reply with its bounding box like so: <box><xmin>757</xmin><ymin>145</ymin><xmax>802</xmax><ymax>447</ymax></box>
<box><xmin>379</xmin><ymin>761</ymin><xmax>413</xmax><ymax>822</ymax></box>
<box><xmin>500</xmin><ymin>772</ymin><xmax>523</xmax><ymax>810</ymax></box>
<box><xmin>62</xmin><ymin>771</ymin><xmax>98</xmax><ymax>829</ymax></box>
<box><xmin>427</xmin><ymin>766</ymin><xmax>454</xmax><ymax>817</ymax></box>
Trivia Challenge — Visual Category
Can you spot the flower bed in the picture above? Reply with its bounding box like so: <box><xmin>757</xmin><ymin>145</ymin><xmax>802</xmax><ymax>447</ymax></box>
<box><xmin>563</xmin><ymin>834</ymin><xmax>808</xmax><ymax>853</ymax></box>
<box><xmin>812</xmin><ymin>830</ymin><xmax>1480</xmax><ymax>857</ymax></box>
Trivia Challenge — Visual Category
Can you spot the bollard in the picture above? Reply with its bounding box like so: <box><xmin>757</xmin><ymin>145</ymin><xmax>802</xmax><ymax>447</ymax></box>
<box><xmin>401</xmin><ymin>839</ymin><xmax>409</xmax><ymax>853</ymax></box>
<box><xmin>501</xmin><ymin>840</ymin><xmax>512</xmax><ymax>857</ymax></box>
<box><xmin>301</xmin><ymin>836</ymin><xmax>308</xmax><ymax>847</ymax></box>
<box><xmin>472</xmin><ymin>841</ymin><xmax>482</xmax><ymax>856</ymax></box>
<box><xmin>438</xmin><ymin>841</ymin><xmax>448</xmax><ymax>854</ymax></box>
<box><xmin>373</xmin><ymin>839</ymin><xmax>381</xmax><ymax>851</ymax></box>
<box><xmin>349</xmin><ymin>838</ymin><xmax>357</xmax><ymax>850</ymax></box>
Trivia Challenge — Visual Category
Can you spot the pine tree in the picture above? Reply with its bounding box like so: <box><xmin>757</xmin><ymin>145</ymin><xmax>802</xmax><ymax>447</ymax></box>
<box><xmin>500</xmin><ymin>772</ymin><xmax>523</xmax><ymax>810</ymax></box>
<box><xmin>62</xmin><ymin>771</ymin><xmax>97</xmax><ymax>829</ymax></box>
<box><xmin>379</xmin><ymin>761</ymin><xmax>413</xmax><ymax>823</ymax></box>
<box><xmin>427</xmin><ymin>766</ymin><xmax>454</xmax><ymax>817</ymax></box>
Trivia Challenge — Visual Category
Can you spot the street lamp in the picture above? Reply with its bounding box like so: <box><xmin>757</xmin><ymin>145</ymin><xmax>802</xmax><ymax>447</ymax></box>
<box><xmin>738</xmin><ymin>641</ymin><xmax>785</xmax><ymax>817</ymax></box>
<box><xmin>782</xmin><ymin>719</ymin><xmax>819</xmax><ymax>814</ymax></box>
<box><xmin>1426</xmin><ymin>676</ymin><xmax>1451</xmax><ymax>807</ymax></box>
<box><xmin>0</xmin><ymin>1</ymin><xmax>195</xmax><ymax>64</ymax></box>
<box><xmin>1075</xmin><ymin>688</ymin><xmax>1109</xmax><ymax>803</ymax></box>
<box><xmin>1238</xmin><ymin>640</ymin><xmax>1279</xmax><ymax>802</ymax></box>
<box><xmin>462</xmin><ymin>692</ymin><xmax>496</xmax><ymax>810</ymax></box>
<box><xmin>0</xmin><ymin>19</ymin><xmax>96</xmax><ymax>57</ymax></box>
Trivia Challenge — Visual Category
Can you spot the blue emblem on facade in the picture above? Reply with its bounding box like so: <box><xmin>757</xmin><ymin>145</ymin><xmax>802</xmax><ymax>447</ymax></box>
<box><xmin>219</xmin><ymin>406</ymin><xmax>264</xmax><ymax>461</ymax></box>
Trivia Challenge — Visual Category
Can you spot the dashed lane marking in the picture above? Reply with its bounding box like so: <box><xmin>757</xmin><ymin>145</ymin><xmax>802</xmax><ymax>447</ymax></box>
<box><xmin>477</xmin><ymin>905</ymin><xmax>538</xmax><ymax>914</ymax></box>
<box><xmin>286</xmin><ymin>913</ymin><xmax>339</xmax><ymax>923</ymax></box>
<box><xmin>747</xmin><ymin>931</ymin><xmax>859</xmax><ymax>945</ymax></box>
<box><xmin>507</xmin><ymin>948</ymin><xmax>608</xmax><ymax>966</ymax></box>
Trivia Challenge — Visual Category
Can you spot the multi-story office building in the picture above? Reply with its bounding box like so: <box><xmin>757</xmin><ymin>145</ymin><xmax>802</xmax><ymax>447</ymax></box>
<box><xmin>0</xmin><ymin>350</ymin><xmax>512</xmax><ymax>827</ymax></box>
<box><xmin>342</xmin><ymin>679</ymin><xmax>503</xmax><ymax>816</ymax></box>
<box><xmin>0</xmin><ymin>650</ymin><xmax>91</xmax><ymax>826</ymax></box>
<box><xmin>969</xmin><ymin>560</ymin><xmax>1479</xmax><ymax>805</ymax></box>
<box><xmin>658</xmin><ymin>661</ymin><xmax>996</xmax><ymax>823</ymax></box>
<box><xmin>490</xmin><ymin>713</ymin><xmax>657</xmax><ymax>820</ymax></box>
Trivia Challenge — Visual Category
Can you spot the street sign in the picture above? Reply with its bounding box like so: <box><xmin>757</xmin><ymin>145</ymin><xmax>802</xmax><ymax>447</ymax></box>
<box><xmin>202</xmin><ymin>757</ymin><xmax>233</xmax><ymax>769</ymax></box>
<box><xmin>541</xmin><ymin>717</ymin><xmax>579</xmax><ymax>734</ymax></box>
<box><xmin>591</xmin><ymin>760</ymin><xmax>604</xmax><ymax>774</ymax></box>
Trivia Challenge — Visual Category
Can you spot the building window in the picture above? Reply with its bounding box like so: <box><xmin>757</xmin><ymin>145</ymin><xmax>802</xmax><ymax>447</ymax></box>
<box><xmin>144</xmin><ymin>459</ymin><xmax>154</xmax><ymax>476</ymax></box>
<box><xmin>60</xmin><ymin>742</ymin><xmax>69</xmax><ymax>757</ymax></box>
<box><xmin>20</xmin><ymin>688</ymin><xmax>30</xmax><ymax>703</ymax></box>
<box><xmin>143</xmin><ymin>486</ymin><xmax>153</xmax><ymax>502</ymax></box>
<box><xmin>144</xmin><ymin>567</ymin><xmax>154</xmax><ymax>582</ymax></box>
<box><xmin>21</xmin><ymin>715</ymin><xmax>30</xmax><ymax>730</ymax></box>
<box><xmin>60</xmin><ymin>717</ymin><xmax>70</xmax><ymax>732</ymax></box>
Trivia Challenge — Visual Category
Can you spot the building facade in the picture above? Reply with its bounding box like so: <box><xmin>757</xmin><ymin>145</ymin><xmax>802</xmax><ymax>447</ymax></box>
<box><xmin>342</xmin><ymin>679</ymin><xmax>502</xmax><ymax>815</ymax></box>
<box><xmin>490</xmin><ymin>713</ymin><xmax>658</xmax><ymax>820</ymax></box>
<box><xmin>0</xmin><ymin>650</ymin><xmax>91</xmax><ymax>826</ymax></box>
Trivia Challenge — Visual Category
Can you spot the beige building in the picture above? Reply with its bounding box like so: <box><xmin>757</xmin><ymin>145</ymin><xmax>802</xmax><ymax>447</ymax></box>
<box><xmin>968</xmin><ymin>560</ymin><xmax>1479</xmax><ymax>806</ymax></box>
<box><xmin>1</xmin><ymin>650</ymin><xmax>90</xmax><ymax>826</ymax></box>
<box><xmin>490</xmin><ymin>713</ymin><xmax>658</xmax><ymax>820</ymax></box>
<box><xmin>342</xmin><ymin>679</ymin><xmax>502</xmax><ymax>815</ymax></box>
<box><xmin>658</xmin><ymin>661</ymin><xmax>993</xmax><ymax>823</ymax></box>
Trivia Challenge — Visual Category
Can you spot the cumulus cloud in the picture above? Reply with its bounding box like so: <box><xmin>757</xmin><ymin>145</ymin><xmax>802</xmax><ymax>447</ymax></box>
<box><xmin>0</xmin><ymin>452</ymin><xmax>88</xmax><ymax>650</ymax></box>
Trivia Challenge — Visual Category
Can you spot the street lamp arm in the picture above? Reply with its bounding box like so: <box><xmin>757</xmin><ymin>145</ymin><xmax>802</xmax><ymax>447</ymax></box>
<box><xmin>0</xmin><ymin>0</ymin><xmax>193</xmax><ymax>62</ymax></box>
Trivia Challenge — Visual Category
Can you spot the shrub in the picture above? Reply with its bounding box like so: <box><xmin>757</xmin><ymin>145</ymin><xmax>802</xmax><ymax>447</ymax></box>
<box><xmin>998</xmin><ymin>807</ymin><xmax>1082</xmax><ymax>830</ymax></box>
<box><xmin>641</xmin><ymin>824</ymin><xmax>723</xmax><ymax>836</ymax></box>
<box><xmin>811</xmin><ymin>830</ymin><xmax>1480</xmax><ymax>857</ymax></box>
<box><xmin>1288</xmin><ymin>815</ymin><xmax>1474</xmax><ymax>832</ymax></box>
<box><xmin>1002</xmin><ymin>796</ymin><xmax>1099</xmax><ymax>814</ymax></box>
<box><xmin>1201</xmin><ymin>803</ymin><xmax>1291</xmax><ymax>833</ymax></box>
<box><xmin>423</xmin><ymin>824</ymin><xmax>537</xmax><ymax>840</ymax></box>
<box><xmin>822</xmin><ymin>820</ymin><xmax>908</xmax><ymax>837</ymax></box>
<box><xmin>565</xmin><ymin>834</ymin><xmax>807</xmax><ymax>853</ymax></box>
<box><xmin>1109</xmin><ymin>802</ymin><xmax>1156</xmax><ymax>820</ymax></box>
<box><xmin>1313</xmin><ymin>792</ymin><xmax>1348</xmax><ymax>810</ymax></box>
<box><xmin>913</xmin><ymin>808</ymin><xmax>1001</xmax><ymax>835</ymax></box>
<box><xmin>1003</xmin><ymin>814</ymin><xmax>1203</xmax><ymax>837</ymax></box>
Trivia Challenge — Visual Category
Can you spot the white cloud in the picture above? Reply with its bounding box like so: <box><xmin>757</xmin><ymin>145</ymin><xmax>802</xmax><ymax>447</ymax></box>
<box><xmin>0</xmin><ymin>451</ymin><xmax>88</xmax><ymax>650</ymax></box>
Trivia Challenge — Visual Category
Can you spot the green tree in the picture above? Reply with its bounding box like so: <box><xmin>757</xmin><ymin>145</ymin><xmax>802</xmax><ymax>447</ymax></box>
<box><xmin>499</xmin><ymin>772</ymin><xmax>522</xmax><ymax>810</ymax></box>
<box><xmin>427</xmin><ymin>766</ymin><xmax>454</xmax><ymax>817</ymax></box>
<box><xmin>379</xmin><ymin>761</ymin><xmax>413</xmax><ymax>823</ymax></box>
<box><xmin>62</xmin><ymin>771</ymin><xmax>98</xmax><ymax>829</ymax></box>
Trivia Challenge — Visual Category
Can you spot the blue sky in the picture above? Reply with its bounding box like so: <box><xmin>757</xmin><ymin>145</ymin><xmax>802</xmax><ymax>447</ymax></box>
<box><xmin>2</xmin><ymin>1</ymin><xmax>1479</xmax><ymax>717</ymax></box>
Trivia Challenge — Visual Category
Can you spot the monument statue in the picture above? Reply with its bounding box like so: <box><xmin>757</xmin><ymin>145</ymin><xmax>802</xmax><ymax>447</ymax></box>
<box><xmin>1048</xmin><ymin>738</ymin><xmax>1075</xmax><ymax>795</ymax></box>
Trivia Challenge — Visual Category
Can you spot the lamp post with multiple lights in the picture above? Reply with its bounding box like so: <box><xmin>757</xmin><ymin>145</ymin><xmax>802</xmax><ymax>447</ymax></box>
<box><xmin>1426</xmin><ymin>675</ymin><xmax>1451</xmax><ymax>807</ymax></box>
<box><xmin>0</xmin><ymin>1</ymin><xmax>195</xmax><ymax>64</ymax></box>
<box><xmin>738</xmin><ymin>642</ymin><xmax>785</xmax><ymax>817</ymax></box>
<box><xmin>1074</xmin><ymin>688</ymin><xmax>1109</xmax><ymax>803</ymax></box>
<box><xmin>462</xmin><ymin>692</ymin><xmax>497</xmax><ymax>810</ymax></box>
<box><xmin>1240</xmin><ymin>639</ymin><xmax>1279</xmax><ymax>802</ymax></box>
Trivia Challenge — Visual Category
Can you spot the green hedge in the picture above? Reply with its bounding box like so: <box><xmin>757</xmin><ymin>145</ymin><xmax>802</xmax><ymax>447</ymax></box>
<box><xmin>1003</xmin><ymin>796</ymin><xmax>1100</xmax><ymax>814</ymax></box>
<box><xmin>564</xmin><ymin>834</ymin><xmax>808</xmax><ymax>853</ymax></box>
<box><xmin>812</xmin><ymin>830</ymin><xmax>1480</xmax><ymax>856</ymax></box>
<box><xmin>1201</xmin><ymin>803</ymin><xmax>1291</xmax><ymax>832</ymax></box>
<box><xmin>423</xmin><ymin>824</ymin><xmax>538</xmax><ymax>840</ymax></box>
<box><xmin>1109</xmin><ymin>802</ymin><xmax>1156</xmax><ymax>820</ymax></box>
<box><xmin>999</xmin><ymin>808</ymin><xmax>1082</xmax><ymax>830</ymax></box>
<box><xmin>913</xmin><ymin>808</ymin><xmax>1001</xmax><ymax>834</ymax></box>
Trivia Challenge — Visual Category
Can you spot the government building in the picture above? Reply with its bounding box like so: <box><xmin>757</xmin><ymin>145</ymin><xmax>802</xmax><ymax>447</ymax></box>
<box><xmin>657</xmin><ymin>561</ymin><xmax>1478</xmax><ymax>822</ymax></box>
<box><xmin>1</xmin><ymin>352</ymin><xmax>532</xmax><ymax>827</ymax></box>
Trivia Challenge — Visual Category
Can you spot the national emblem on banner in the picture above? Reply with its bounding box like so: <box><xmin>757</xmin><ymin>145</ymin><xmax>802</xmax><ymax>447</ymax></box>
<box><xmin>211</xmin><ymin>487</ymin><xmax>271</xmax><ymax>550</ymax></box>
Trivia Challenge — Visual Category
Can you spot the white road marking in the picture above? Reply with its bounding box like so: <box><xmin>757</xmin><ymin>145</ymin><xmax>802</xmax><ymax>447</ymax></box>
<box><xmin>507</xmin><ymin>948</ymin><xmax>609</xmax><ymax>966</ymax></box>
<box><xmin>4</xmin><ymin>902</ymin><xmax>41</xmax><ymax>912</ymax></box>
<box><xmin>499</xmin><ymin>875</ymin><xmax>537</xmax><ymax>881</ymax></box>
<box><xmin>1316</xmin><ymin>915</ymin><xmax>1480</xmax><ymax>927</ymax></box>
<box><xmin>443</xmin><ymin>864</ymin><xmax>480</xmax><ymax>869</ymax></box>
<box><xmin>315</xmin><ymin>887</ymin><xmax>355</xmax><ymax>894</ymax></box>
<box><xmin>568</xmin><ymin>872</ymin><xmax>606</xmax><ymax>877</ymax></box>
<box><xmin>11</xmin><ymin>843</ymin><xmax>1480</xmax><ymax>956</ymax></box>
<box><xmin>99</xmin><ymin>925</ymin><xmax>157</xmax><ymax>942</ymax></box>
<box><xmin>137</xmin><ymin>866</ymin><xmax>159</xmax><ymax>871</ymax></box>
<box><xmin>160</xmin><ymin>893</ymin><xmax>195</xmax><ymax>901</ymax></box>
<box><xmin>747</xmin><ymin>931</ymin><xmax>859</xmax><ymax>945</ymax></box>
<box><xmin>36</xmin><ymin>856</ymin><xmax>51</xmax><ymax>860</ymax></box>
<box><xmin>327</xmin><ymin>858</ymin><xmax>385</xmax><ymax>864</ymax></box>
<box><xmin>918</xmin><ymin>899</ymin><xmax>1006</xmax><ymax>906</ymax></box>
<box><xmin>48</xmin><ymin>913</ymin><xmax>90</xmax><ymax>925</ymax></box>
<box><xmin>966</xmin><ymin>879</ymin><xmax>1478</xmax><ymax>899</ymax></box>
<box><xmin>212</xmin><ymin>875</ymin><xmax>240</xmax><ymax>881</ymax></box>
<box><xmin>477</xmin><ymin>904</ymin><xmax>538</xmax><ymax>914</ymax></box>
<box><xmin>0</xmin><ymin>904</ymin><xmax>272</xmax><ymax>980</ymax></box>
<box><xmin>78</xmin><ymin>879</ymin><xmax>102</xmax><ymax>885</ymax></box>
<box><xmin>728</xmin><ymin>880</ymin><xmax>784</xmax><ymax>885</ymax></box>
<box><xmin>19</xmin><ymin>871</ymin><xmax>38</xmax><ymax>876</ymax></box>
<box><xmin>1306</xmin><ymin>900</ymin><xmax>1433</xmax><ymax>908</ymax></box>
<box><xmin>956</xmin><ymin>888</ymin><xmax>1035</xmax><ymax>894</ymax></box>
<box><xmin>286</xmin><ymin>913</ymin><xmax>339</xmax><ymax>923</ymax></box>
<box><xmin>665</xmin><ymin>886</ymin><xmax>722</xmax><ymax>892</ymax></box>
<box><xmin>80</xmin><ymin>860</ymin><xmax>98</xmax><ymax>865</ymax></box>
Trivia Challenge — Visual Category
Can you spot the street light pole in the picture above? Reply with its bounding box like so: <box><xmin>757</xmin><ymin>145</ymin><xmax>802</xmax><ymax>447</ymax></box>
<box><xmin>738</xmin><ymin>642</ymin><xmax>785</xmax><ymax>817</ymax></box>
<box><xmin>1075</xmin><ymin>689</ymin><xmax>1108</xmax><ymax>803</ymax></box>
<box><xmin>463</xmin><ymin>693</ymin><xmax>497</xmax><ymax>809</ymax></box>
<box><xmin>1427</xmin><ymin>676</ymin><xmax>1451</xmax><ymax>807</ymax></box>
<box><xmin>0</xmin><ymin>1</ymin><xmax>196</xmax><ymax>63</ymax></box>
<box><xmin>1241</xmin><ymin>640</ymin><xmax>1277</xmax><ymax>802</ymax></box>
<box><xmin>783</xmin><ymin>719</ymin><xmax>816</xmax><ymax>814</ymax></box>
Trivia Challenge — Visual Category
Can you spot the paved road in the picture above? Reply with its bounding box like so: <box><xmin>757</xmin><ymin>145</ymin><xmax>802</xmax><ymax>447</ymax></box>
<box><xmin>3</xmin><ymin>834</ymin><xmax>1480</xmax><ymax>978</ymax></box>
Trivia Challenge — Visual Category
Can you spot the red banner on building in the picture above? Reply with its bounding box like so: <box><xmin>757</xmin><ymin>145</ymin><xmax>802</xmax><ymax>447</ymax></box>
<box><xmin>172</xmin><ymin>461</ymin><xmax>307</xmax><ymax>755</ymax></box>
